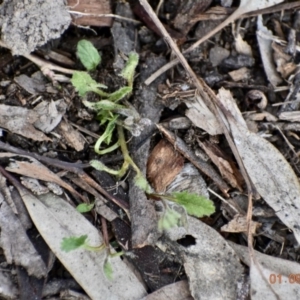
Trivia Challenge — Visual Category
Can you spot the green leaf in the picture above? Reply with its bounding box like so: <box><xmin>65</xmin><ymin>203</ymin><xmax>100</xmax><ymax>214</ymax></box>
<box><xmin>120</xmin><ymin>52</ymin><xmax>139</xmax><ymax>86</ymax></box>
<box><xmin>61</xmin><ymin>235</ymin><xmax>88</xmax><ymax>252</ymax></box>
<box><xmin>77</xmin><ymin>203</ymin><xmax>94</xmax><ymax>213</ymax></box>
<box><xmin>103</xmin><ymin>258</ymin><xmax>113</xmax><ymax>280</ymax></box>
<box><xmin>108</xmin><ymin>86</ymin><xmax>132</xmax><ymax>102</ymax></box>
<box><xmin>172</xmin><ymin>191</ymin><xmax>215</xmax><ymax>218</ymax></box>
<box><xmin>158</xmin><ymin>207</ymin><xmax>182</xmax><ymax>231</ymax></box>
<box><xmin>71</xmin><ymin>71</ymin><xmax>107</xmax><ymax>96</ymax></box>
<box><xmin>77</xmin><ymin>40</ymin><xmax>101</xmax><ymax>71</ymax></box>
<box><xmin>134</xmin><ymin>175</ymin><xmax>153</xmax><ymax>193</ymax></box>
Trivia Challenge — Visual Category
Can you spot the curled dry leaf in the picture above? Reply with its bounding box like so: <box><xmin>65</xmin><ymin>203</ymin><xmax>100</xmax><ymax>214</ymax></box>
<box><xmin>234</xmin><ymin>34</ymin><xmax>253</xmax><ymax>57</ymax></box>
<box><xmin>246</xmin><ymin>90</ymin><xmax>268</xmax><ymax>110</ymax></box>
<box><xmin>217</xmin><ymin>87</ymin><xmax>300</xmax><ymax>244</ymax></box>
<box><xmin>147</xmin><ymin>139</ymin><xmax>184</xmax><ymax>193</ymax></box>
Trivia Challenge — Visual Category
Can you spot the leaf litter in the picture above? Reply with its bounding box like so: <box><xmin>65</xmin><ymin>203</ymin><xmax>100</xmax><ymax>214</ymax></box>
<box><xmin>1</xmin><ymin>0</ymin><xmax>300</xmax><ymax>299</ymax></box>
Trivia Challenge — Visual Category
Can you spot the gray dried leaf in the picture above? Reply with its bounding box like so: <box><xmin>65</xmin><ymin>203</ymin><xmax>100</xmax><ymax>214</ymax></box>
<box><xmin>167</xmin><ymin>216</ymin><xmax>244</xmax><ymax>300</ymax></box>
<box><xmin>256</xmin><ymin>15</ymin><xmax>282</xmax><ymax>87</ymax></box>
<box><xmin>218</xmin><ymin>88</ymin><xmax>300</xmax><ymax>244</ymax></box>
<box><xmin>0</xmin><ymin>187</ymin><xmax>47</xmax><ymax>278</ymax></box>
<box><xmin>230</xmin><ymin>242</ymin><xmax>300</xmax><ymax>299</ymax></box>
<box><xmin>33</xmin><ymin>99</ymin><xmax>67</xmax><ymax>133</ymax></box>
<box><xmin>0</xmin><ymin>104</ymin><xmax>51</xmax><ymax>141</ymax></box>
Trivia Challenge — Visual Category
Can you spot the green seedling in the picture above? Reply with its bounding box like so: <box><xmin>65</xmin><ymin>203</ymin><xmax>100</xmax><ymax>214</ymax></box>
<box><xmin>61</xmin><ymin>235</ymin><xmax>124</xmax><ymax>280</ymax></box>
<box><xmin>76</xmin><ymin>202</ymin><xmax>94</xmax><ymax>213</ymax></box>
<box><xmin>71</xmin><ymin>40</ymin><xmax>215</xmax><ymax>233</ymax></box>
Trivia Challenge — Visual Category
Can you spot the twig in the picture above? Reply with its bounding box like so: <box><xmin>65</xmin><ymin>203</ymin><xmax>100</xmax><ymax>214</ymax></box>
<box><xmin>0</xmin><ymin>40</ymin><xmax>76</xmax><ymax>80</ymax></box>
<box><xmin>69</xmin><ymin>11</ymin><xmax>141</xmax><ymax>24</ymax></box>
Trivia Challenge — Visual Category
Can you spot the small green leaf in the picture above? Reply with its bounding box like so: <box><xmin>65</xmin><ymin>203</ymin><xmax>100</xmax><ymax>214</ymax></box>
<box><xmin>134</xmin><ymin>175</ymin><xmax>153</xmax><ymax>193</ymax></box>
<box><xmin>158</xmin><ymin>207</ymin><xmax>182</xmax><ymax>231</ymax></box>
<box><xmin>61</xmin><ymin>235</ymin><xmax>88</xmax><ymax>252</ymax></box>
<box><xmin>77</xmin><ymin>203</ymin><xmax>94</xmax><ymax>213</ymax></box>
<box><xmin>103</xmin><ymin>258</ymin><xmax>113</xmax><ymax>280</ymax></box>
<box><xmin>120</xmin><ymin>52</ymin><xmax>139</xmax><ymax>86</ymax></box>
<box><xmin>108</xmin><ymin>86</ymin><xmax>132</xmax><ymax>102</ymax></box>
<box><xmin>77</xmin><ymin>40</ymin><xmax>101</xmax><ymax>71</ymax></box>
<box><xmin>172</xmin><ymin>191</ymin><xmax>215</xmax><ymax>218</ymax></box>
<box><xmin>71</xmin><ymin>71</ymin><xmax>107</xmax><ymax>96</ymax></box>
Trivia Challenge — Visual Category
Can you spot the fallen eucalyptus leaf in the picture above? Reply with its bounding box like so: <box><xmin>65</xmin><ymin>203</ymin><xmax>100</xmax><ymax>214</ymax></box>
<box><xmin>217</xmin><ymin>87</ymin><xmax>300</xmax><ymax>244</ymax></box>
<box><xmin>17</xmin><ymin>190</ymin><xmax>147</xmax><ymax>300</ymax></box>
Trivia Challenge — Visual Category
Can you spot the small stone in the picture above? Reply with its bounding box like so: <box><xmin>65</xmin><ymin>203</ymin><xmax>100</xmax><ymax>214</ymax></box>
<box><xmin>209</xmin><ymin>46</ymin><xmax>230</xmax><ymax>67</ymax></box>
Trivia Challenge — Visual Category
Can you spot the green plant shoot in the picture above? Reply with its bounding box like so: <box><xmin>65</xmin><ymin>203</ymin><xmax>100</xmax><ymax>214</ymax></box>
<box><xmin>77</xmin><ymin>203</ymin><xmax>95</xmax><ymax>213</ymax></box>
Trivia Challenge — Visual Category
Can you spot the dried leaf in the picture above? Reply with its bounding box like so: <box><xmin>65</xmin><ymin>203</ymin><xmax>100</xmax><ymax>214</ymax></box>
<box><xmin>0</xmin><ymin>104</ymin><xmax>51</xmax><ymax>142</ymax></box>
<box><xmin>256</xmin><ymin>15</ymin><xmax>282</xmax><ymax>87</ymax></box>
<box><xmin>18</xmin><ymin>190</ymin><xmax>147</xmax><ymax>299</ymax></box>
<box><xmin>56</xmin><ymin>120</ymin><xmax>86</xmax><ymax>151</ymax></box>
<box><xmin>33</xmin><ymin>99</ymin><xmax>67</xmax><ymax>133</ymax></box>
<box><xmin>164</xmin><ymin>216</ymin><xmax>244</xmax><ymax>299</ymax></box>
<box><xmin>221</xmin><ymin>214</ymin><xmax>261</xmax><ymax>234</ymax></box>
<box><xmin>235</xmin><ymin>34</ymin><xmax>253</xmax><ymax>57</ymax></box>
<box><xmin>230</xmin><ymin>242</ymin><xmax>300</xmax><ymax>299</ymax></box>
<box><xmin>217</xmin><ymin>88</ymin><xmax>300</xmax><ymax>244</ymax></box>
<box><xmin>3</xmin><ymin>154</ymin><xmax>85</xmax><ymax>202</ymax></box>
<box><xmin>147</xmin><ymin>140</ymin><xmax>184</xmax><ymax>193</ymax></box>
<box><xmin>0</xmin><ymin>185</ymin><xmax>47</xmax><ymax>278</ymax></box>
<box><xmin>185</xmin><ymin>94</ymin><xmax>222</xmax><ymax>135</ymax></box>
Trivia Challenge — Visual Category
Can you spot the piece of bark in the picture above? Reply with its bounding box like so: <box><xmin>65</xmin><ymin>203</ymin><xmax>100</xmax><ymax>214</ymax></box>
<box><xmin>157</xmin><ymin>124</ymin><xmax>230</xmax><ymax>196</ymax></box>
<box><xmin>147</xmin><ymin>139</ymin><xmax>184</xmax><ymax>193</ymax></box>
<box><xmin>67</xmin><ymin>0</ymin><xmax>112</xmax><ymax>27</ymax></box>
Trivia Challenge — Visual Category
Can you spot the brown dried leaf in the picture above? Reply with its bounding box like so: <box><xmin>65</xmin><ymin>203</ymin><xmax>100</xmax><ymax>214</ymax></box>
<box><xmin>185</xmin><ymin>93</ymin><xmax>223</xmax><ymax>135</ymax></box>
<box><xmin>147</xmin><ymin>140</ymin><xmax>184</xmax><ymax>193</ymax></box>
<box><xmin>198</xmin><ymin>140</ymin><xmax>243</xmax><ymax>190</ymax></box>
<box><xmin>221</xmin><ymin>214</ymin><xmax>261</xmax><ymax>234</ymax></box>
<box><xmin>217</xmin><ymin>88</ymin><xmax>300</xmax><ymax>244</ymax></box>
<box><xmin>3</xmin><ymin>154</ymin><xmax>85</xmax><ymax>202</ymax></box>
<box><xmin>56</xmin><ymin>119</ymin><xmax>86</xmax><ymax>151</ymax></box>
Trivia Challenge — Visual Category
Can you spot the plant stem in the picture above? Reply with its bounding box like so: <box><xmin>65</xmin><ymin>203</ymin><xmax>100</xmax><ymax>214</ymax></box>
<box><xmin>117</xmin><ymin>125</ymin><xmax>141</xmax><ymax>176</ymax></box>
